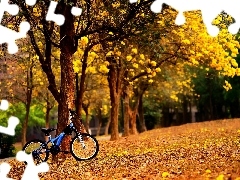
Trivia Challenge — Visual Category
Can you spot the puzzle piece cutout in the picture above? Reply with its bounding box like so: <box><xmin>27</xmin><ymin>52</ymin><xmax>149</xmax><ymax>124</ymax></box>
<box><xmin>0</xmin><ymin>162</ymin><xmax>13</xmax><ymax>180</ymax></box>
<box><xmin>25</xmin><ymin>0</ymin><xmax>37</xmax><ymax>6</ymax></box>
<box><xmin>0</xmin><ymin>0</ymin><xmax>32</xmax><ymax>54</ymax></box>
<box><xmin>129</xmin><ymin>0</ymin><xmax>138</xmax><ymax>3</ymax></box>
<box><xmin>0</xmin><ymin>116</ymin><xmax>19</xmax><ymax>136</ymax></box>
<box><xmin>71</xmin><ymin>6</ymin><xmax>82</xmax><ymax>16</ymax></box>
<box><xmin>0</xmin><ymin>99</ymin><xmax>9</xmax><ymax>111</ymax></box>
<box><xmin>0</xmin><ymin>100</ymin><xmax>19</xmax><ymax>136</ymax></box>
<box><xmin>0</xmin><ymin>22</ymin><xmax>30</xmax><ymax>54</ymax></box>
<box><xmin>16</xmin><ymin>151</ymin><xmax>49</xmax><ymax>180</ymax></box>
<box><xmin>46</xmin><ymin>1</ymin><xmax>65</xmax><ymax>26</ymax></box>
<box><xmin>150</xmin><ymin>0</ymin><xmax>240</xmax><ymax>36</ymax></box>
<box><xmin>46</xmin><ymin>1</ymin><xmax>82</xmax><ymax>26</ymax></box>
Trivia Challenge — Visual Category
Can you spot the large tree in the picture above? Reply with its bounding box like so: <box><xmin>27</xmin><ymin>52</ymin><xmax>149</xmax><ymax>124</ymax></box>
<box><xmin>6</xmin><ymin>0</ymin><xmax>159</xmax><ymax>148</ymax></box>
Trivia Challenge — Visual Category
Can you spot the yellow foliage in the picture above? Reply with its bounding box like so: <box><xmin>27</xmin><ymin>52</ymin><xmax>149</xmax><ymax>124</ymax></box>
<box><xmin>133</xmin><ymin>63</ymin><xmax>138</xmax><ymax>69</ymax></box>
<box><xmin>216</xmin><ymin>174</ymin><xmax>224</xmax><ymax>180</ymax></box>
<box><xmin>151</xmin><ymin>61</ymin><xmax>157</xmax><ymax>66</ymax></box>
<box><xmin>81</xmin><ymin>36</ymin><xmax>88</xmax><ymax>46</ymax></box>
<box><xmin>131</xmin><ymin>48</ymin><xmax>138</xmax><ymax>54</ymax></box>
<box><xmin>223</xmin><ymin>80</ymin><xmax>232</xmax><ymax>91</ymax></box>
<box><xmin>155</xmin><ymin>68</ymin><xmax>161</xmax><ymax>72</ymax></box>
<box><xmin>106</xmin><ymin>51</ymin><xmax>114</xmax><ymax>57</ymax></box>
<box><xmin>126</xmin><ymin>55</ymin><xmax>132</xmax><ymax>61</ymax></box>
<box><xmin>162</xmin><ymin>172</ymin><xmax>170</xmax><ymax>178</ymax></box>
<box><xmin>99</xmin><ymin>65</ymin><xmax>109</xmax><ymax>73</ymax></box>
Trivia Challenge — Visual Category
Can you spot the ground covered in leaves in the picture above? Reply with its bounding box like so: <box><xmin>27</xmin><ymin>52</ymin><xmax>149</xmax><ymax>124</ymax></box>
<box><xmin>6</xmin><ymin>119</ymin><xmax>240</xmax><ymax>180</ymax></box>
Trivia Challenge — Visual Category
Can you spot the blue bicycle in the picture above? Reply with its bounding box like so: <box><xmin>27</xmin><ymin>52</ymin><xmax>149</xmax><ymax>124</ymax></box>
<box><xmin>22</xmin><ymin>110</ymin><xmax>99</xmax><ymax>164</ymax></box>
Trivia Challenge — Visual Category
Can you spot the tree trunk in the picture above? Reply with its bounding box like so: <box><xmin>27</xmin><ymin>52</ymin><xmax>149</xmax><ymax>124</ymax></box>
<box><xmin>129</xmin><ymin>109</ymin><xmax>138</xmax><ymax>135</ymax></box>
<box><xmin>45</xmin><ymin>107</ymin><xmax>50</xmax><ymax>129</ymax></box>
<box><xmin>75</xmin><ymin>51</ymin><xmax>87</xmax><ymax>123</ymax></box>
<box><xmin>107</xmin><ymin>57</ymin><xmax>122</xmax><ymax>141</ymax></box>
<box><xmin>122</xmin><ymin>86</ymin><xmax>130</xmax><ymax>137</ymax></box>
<box><xmin>83</xmin><ymin>104</ymin><xmax>90</xmax><ymax>133</ymax></box>
<box><xmin>21</xmin><ymin>65</ymin><xmax>33</xmax><ymax>147</ymax></box>
<box><xmin>85</xmin><ymin>114</ymin><xmax>90</xmax><ymax>134</ymax></box>
<box><xmin>55</xmin><ymin>0</ymin><xmax>78</xmax><ymax>161</ymax></box>
<box><xmin>129</xmin><ymin>92</ymin><xmax>140</xmax><ymax>135</ymax></box>
<box><xmin>96</xmin><ymin>107</ymin><xmax>102</xmax><ymax>136</ymax></box>
<box><xmin>22</xmin><ymin>102</ymin><xmax>30</xmax><ymax>147</ymax></box>
<box><xmin>45</xmin><ymin>97</ymin><xmax>52</xmax><ymax>142</ymax></box>
<box><xmin>182</xmin><ymin>96</ymin><xmax>188</xmax><ymax>124</ymax></box>
<box><xmin>75</xmin><ymin>73</ymin><xmax>87</xmax><ymax>134</ymax></box>
<box><xmin>45</xmin><ymin>91</ymin><xmax>52</xmax><ymax>129</ymax></box>
<box><xmin>45</xmin><ymin>107</ymin><xmax>51</xmax><ymax>142</ymax></box>
<box><xmin>109</xmin><ymin>93</ymin><xmax>120</xmax><ymax>140</ymax></box>
<box><xmin>138</xmin><ymin>93</ymin><xmax>147</xmax><ymax>133</ymax></box>
<box><xmin>105</xmin><ymin>116</ymin><xmax>111</xmax><ymax>136</ymax></box>
<box><xmin>85</xmin><ymin>110</ymin><xmax>89</xmax><ymax>133</ymax></box>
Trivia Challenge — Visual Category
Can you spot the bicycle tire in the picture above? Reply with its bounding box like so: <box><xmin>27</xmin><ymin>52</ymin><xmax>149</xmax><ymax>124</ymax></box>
<box><xmin>70</xmin><ymin>133</ymin><xmax>99</xmax><ymax>161</ymax></box>
<box><xmin>22</xmin><ymin>139</ymin><xmax>49</xmax><ymax>164</ymax></box>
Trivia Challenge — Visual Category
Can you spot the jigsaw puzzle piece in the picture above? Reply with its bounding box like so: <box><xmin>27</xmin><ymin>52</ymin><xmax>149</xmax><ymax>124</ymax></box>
<box><xmin>16</xmin><ymin>151</ymin><xmax>49</xmax><ymax>180</ymax></box>
<box><xmin>0</xmin><ymin>100</ymin><xmax>19</xmax><ymax>136</ymax></box>
<box><xmin>0</xmin><ymin>162</ymin><xmax>13</xmax><ymax>180</ymax></box>
<box><xmin>25</xmin><ymin>0</ymin><xmax>37</xmax><ymax>6</ymax></box>
<box><xmin>0</xmin><ymin>21</ymin><xmax>30</xmax><ymax>54</ymax></box>
<box><xmin>71</xmin><ymin>6</ymin><xmax>82</xmax><ymax>16</ymax></box>
<box><xmin>199</xmin><ymin>1</ymin><xmax>221</xmax><ymax>37</ymax></box>
<box><xmin>0</xmin><ymin>116</ymin><xmax>19</xmax><ymax>136</ymax></box>
<box><xmin>129</xmin><ymin>0</ymin><xmax>138</xmax><ymax>3</ymax></box>
<box><xmin>0</xmin><ymin>0</ymin><xmax>19</xmax><ymax>22</ymax></box>
<box><xmin>151</xmin><ymin>0</ymin><xmax>201</xmax><ymax>25</ymax></box>
<box><xmin>223</xmin><ymin>1</ymin><xmax>240</xmax><ymax>34</ymax></box>
<box><xmin>150</xmin><ymin>0</ymin><xmax>223</xmax><ymax>36</ymax></box>
<box><xmin>0</xmin><ymin>100</ymin><xmax>9</xmax><ymax>111</ymax></box>
<box><xmin>46</xmin><ymin>1</ymin><xmax>65</xmax><ymax>26</ymax></box>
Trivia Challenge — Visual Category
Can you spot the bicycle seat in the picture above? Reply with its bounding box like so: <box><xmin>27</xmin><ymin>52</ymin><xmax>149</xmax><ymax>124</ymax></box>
<box><xmin>41</xmin><ymin>128</ymin><xmax>56</xmax><ymax>135</ymax></box>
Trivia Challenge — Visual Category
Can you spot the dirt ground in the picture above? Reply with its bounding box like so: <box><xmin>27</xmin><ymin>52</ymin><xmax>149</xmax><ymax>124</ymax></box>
<box><xmin>4</xmin><ymin>119</ymin><xmax>240</xmax><ymax>179</ymax></box>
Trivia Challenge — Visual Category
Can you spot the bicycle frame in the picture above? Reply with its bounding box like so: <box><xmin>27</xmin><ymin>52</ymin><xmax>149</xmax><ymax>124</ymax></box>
<box><xmin>33</xmin><ymin>131</ymin><xmax>67</xmax><ymax>155</ymax></box>
<box><xmin>32</xmin><ymin>110</ymin><xmax>85</xmax><ymax>157</ymax></box>
<box><xmin>33</xmin><ymin>121</ymin><xmax>83</xmax><ymax>156</ymax></box>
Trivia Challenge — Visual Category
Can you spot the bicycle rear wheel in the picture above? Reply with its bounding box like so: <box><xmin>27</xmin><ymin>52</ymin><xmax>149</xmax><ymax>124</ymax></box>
<box><xmin>70</xmin><ymin>133</ymin><xmax>99</xmax><ymax>161</ymax></box>
<box><xmin>22</xmin><ymin>139</ymin><xmax>49</xmax><ymax>165</ymax></box>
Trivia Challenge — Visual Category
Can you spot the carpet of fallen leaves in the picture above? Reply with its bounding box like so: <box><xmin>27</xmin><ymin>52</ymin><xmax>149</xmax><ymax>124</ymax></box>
<box><xmin>5</xmin><ymin>119</ymin><xmax>240</xmax><ymax>180</ymax></box>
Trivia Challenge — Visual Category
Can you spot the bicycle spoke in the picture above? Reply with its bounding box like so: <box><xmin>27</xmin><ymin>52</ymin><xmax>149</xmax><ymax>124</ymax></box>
<box><xmin>71</xmin><ymin>134</ymin><xmax>99</xmax><ymax>160</ymax></box>
<box><xmin>22</xmin><ymin>140</ymin><xmax>49</xmax><ymax>165</ymax></box>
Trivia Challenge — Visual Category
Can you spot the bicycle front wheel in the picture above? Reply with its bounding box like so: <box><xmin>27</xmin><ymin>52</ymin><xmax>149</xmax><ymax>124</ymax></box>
<box><xmin>22</xmin><ymin>139</ymin><xmax>49</xmax><ymax>165</ymax></box>
<box><xmin>70</xmin><ymin>133</ymin><xmax>99</xmax><ymax>161</ymax></box>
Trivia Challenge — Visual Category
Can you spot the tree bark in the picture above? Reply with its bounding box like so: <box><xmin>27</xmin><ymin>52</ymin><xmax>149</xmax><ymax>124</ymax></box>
<box><xmin>21</xmin><ymin>64</ymin><xmax>33</xmax><ymax>147</ymax></box>
<box><xmin>96</xmin><ymin>107</ymin><xmax>102</xmax><ymax>136</ymax></box>
<box><xmin>107</xmin><ymin>57</ymin><xmax>122</xmax><ymax>141</ymax></box>
<box><xmin>182</xmin><ymin>97</ymin><xmax>188</xmax><ymax>124</ymax></box>
<box><xmin>45</xmin><ymin>91</ymin><xmax>52</xmax><ymax>129</ymax></box>
<box><xmin>76</xmin><ymin>51</ymin><xmax>87</xmax><ymax>118</ymax></box>
<box><xmin>105</xmin><ymin>116</ymin><xmax>111</xmax><ymax>136</ymax></box>
<box><xmin>83</xmin><ymin>103</ymin><xmax>90</xmax><ymax>133</ymax></box>
<box><xmin>109</xmin><ymin>93</ymin><xmax>120</xmax><ymax>140</ymax></box>
<box><xmin>55</xmin><ymin>0</ymin><xmax>78</xmax><ymax>161</ymax></box>
<box><xmin>128</xmin><ymin>91</ymin><xmax>140</xmax><ymax>135</ymax></box>
<box><xmin>129</xmin><ymin>108</ymin><xmax>138</xmax><ymax>135</ymax></box>
<box><xmin>122</xmin><ymin>86</ymin><xmax>130</xmax><ymax>137</ymax></box>
<box><xmin>138</xmin><ymin>93</ymin><xmax>147</xmax><ymax>133</ymax></box>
